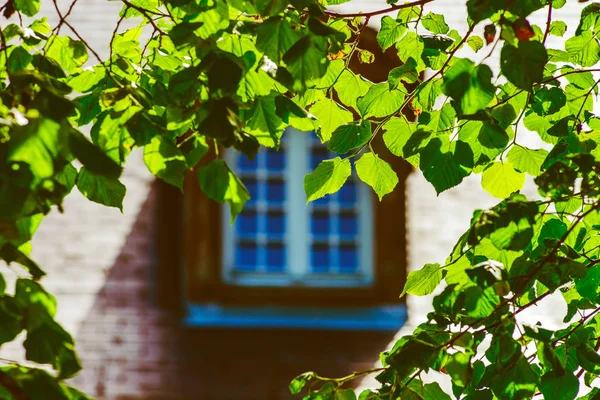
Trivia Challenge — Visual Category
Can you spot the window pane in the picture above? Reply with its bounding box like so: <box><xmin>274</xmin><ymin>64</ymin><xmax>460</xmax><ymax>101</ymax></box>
<box><xmin>235</xmin><ymin>243</ymin><xmax>258</xmax><ymax>271</ymax></box>
<box><xmin>311</xmin><ymin>245</ymin><xmax>330</xmax><ymax>273</ymax></box>
<box><xmin>266</xmin><ymin>244</ymin><xmax>285</xmax><ymax>272</ymax></box>
<box><xmin>225</xmin><ymin>130</ymin><xmax>373</xmax><ymax>286</ymax></box>
<box><xmin>244</xmin><ymin>179</ymin><xmax>259</xmax><ymax>204</ymax></box>
<box><xmin>267</xmin><ymin>212</ymin><xmax>285</xmax><ymax>237</ymax></box>
<box><xmin>266</xmin><ymin>149</ymin><xmax>285</xmax><ymax>171</ymax></box>
<box><xmin>339</xmin><ymin>246</ymin><xmax>358</xmax><ymax>273</ymax></box>
<box><xmin>339</xmin><ymin>181</ymin><xmax>357</xmax><ymax>205</ymax></box>
<box><xmin>313</xmin><ymin>195</ymin><xmax>330</xmax><ymax>205</ymax></box>
<box><xmin>339</xmin><ymin>213</ymin><xmax>358</xmax><ymax>238</ymax></box>
<box><xmin>311</xmin><ymin>212</ymin><xmax>330</xmax><ymax>237</ymax></box>
<box><xmin>239</xmin><ymin>154</ymin><xmax>258</xmax><ymax>171</ymax></box>
<box><xmin>266</xmin><ymin>179</ymin><xmax>285</xmax><ymax>203</ymax></box>
<box><xmin>310</xmin><ymin>148</ymin><xmax>328</xmax><ymax>169</ymax></box>
<box><xmin>237</xmin><ymin>212</ymin><xmax>258</xmax><ymax>237</ymax></box>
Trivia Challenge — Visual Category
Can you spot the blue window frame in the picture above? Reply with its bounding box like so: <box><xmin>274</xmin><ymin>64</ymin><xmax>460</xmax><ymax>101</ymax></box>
<box><xmin>222</xmin><ymin>128</ymin><xmax>373</xmax><ymax>288</ymax></box>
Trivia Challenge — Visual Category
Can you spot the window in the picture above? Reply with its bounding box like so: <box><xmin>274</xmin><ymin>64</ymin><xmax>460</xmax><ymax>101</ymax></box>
<box><xmin>222</xmin><ymin>129</ymin><xmax>373</xmax><ymax>288</ymax></box>
<box><xmin>161</xmin><ymin>26</ymin><xmax>414</xmax><ymax>329</ymax></box>
<box><xmin>179</xmin><ymin>130</ymin><xmax>411</xmax><ymax>310</ymax></box>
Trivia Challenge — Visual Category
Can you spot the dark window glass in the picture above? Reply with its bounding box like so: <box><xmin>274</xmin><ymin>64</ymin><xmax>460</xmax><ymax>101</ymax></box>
<box><xmin>311</xmin><ymin>245</ymin><xmax>330</xmax><ymax>273</ymax></box>
<box><xmin>235</xmin><ymin>243</ymin><xmax>258</xmax><ymax>271</ymax></box>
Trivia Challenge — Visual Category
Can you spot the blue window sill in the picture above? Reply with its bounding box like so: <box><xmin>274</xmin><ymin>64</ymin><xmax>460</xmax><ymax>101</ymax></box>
<box><xmin>183</xmin><ymin>303</ymin><xmax>407</xmax><ymax>331</ymax></box>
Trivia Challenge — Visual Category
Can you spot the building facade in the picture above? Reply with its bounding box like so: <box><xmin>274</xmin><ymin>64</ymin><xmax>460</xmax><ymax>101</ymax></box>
<box><xmin>0</xmin><ymin>0</ymin><xmax>585</xmax><ymax>398</ymax></box>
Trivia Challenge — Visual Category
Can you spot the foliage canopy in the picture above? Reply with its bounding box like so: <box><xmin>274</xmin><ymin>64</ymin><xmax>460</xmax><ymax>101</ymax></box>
<box><xmin>2</xmin><ymin>0</ymin><xmax>600</xmax><ymax>398</ymax></box>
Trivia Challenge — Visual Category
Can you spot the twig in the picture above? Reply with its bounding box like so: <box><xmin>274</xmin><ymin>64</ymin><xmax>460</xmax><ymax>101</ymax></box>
<box><xmin>121</xmin><ymin>0</ymin><xmax>166</xmax><ymax>34</ymax></box>
<box><xmin>324</xmin><ymin>0</ymin><xmax>435</xmax><ymax>18</ymax></box>
<box><xmin>50</xmin><ymin>0</ymin><xmax>103</xmax><ymax>63</ymax></box>
<box><xmin>552</xmin><ymin>305</ymin><xmax>600</xmax><ymax>345</ymax></box>
<box><xmin>542</xmin><ymin>0</ymin><xmax>552</xmax><ymax>45</ymax></box>
<box><xmin>54</xmin><ymin>0</ymin><xmax>80</xmax><ymax>34</ymax></box>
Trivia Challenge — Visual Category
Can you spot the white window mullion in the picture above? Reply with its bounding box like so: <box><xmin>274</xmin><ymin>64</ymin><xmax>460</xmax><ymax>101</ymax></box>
<box><xmin>358</xmin><ymin>182</ymin><xmax>374</xmax><ymax>285</ymax></box>
<box><xmin>221</xmin><ymin>150</ymin><xmax>237</xmax><ymax>282</ymax></box>
<box><xmin>285</xmin><ymin>129</ymin><xmax>310</xmax><ymax>282</ymax></box>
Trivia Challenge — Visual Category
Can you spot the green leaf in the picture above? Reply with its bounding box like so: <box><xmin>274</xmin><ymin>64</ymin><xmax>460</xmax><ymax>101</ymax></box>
<box><xmin>198</xmin><ymin>159</ymin><xmax>229</xmax><ymax>203</ymax></box>
<box><xmin>0</xmin><ymin>366</ymin><xmax>76</xmax><ymax>399</ymax></box>
<box><xmin>92</xmin><ymin>112</ymin><xmax>135</xmax><ymax>166</ymax></box>
<box><xmin>246</xmin><ymin>95</ymin><xmax>286</xmax><ymax>147</ymax></box>
<box><xmin>355</xmin><ymin>152</ymin><xmax>398</xmax><ymax>200</ymax></box>
<box><xmin>328</xmin><ymin>121</ymin><xmax>372</xmax><ymax>154</ymax></box>
<box><xmin>143</xmin><ymin>135</ymin><xmax>188</xmax><ymax>189</ymax></box>
<box><xmin>0</xmin><ymin>244</ymin><xmax>45</xmax><ymax>279</ymax></box>
<box><xmin>357</xmin><ymin>48</ymin><xmax>375</xmax><ymax>64</ymax></box>
<box><xmin>310</xmin><ymin>99</ymin><xmax>353</xmax><ymax>142</ymax></box>
<box><xmin>377</xmin><ymin>16</ymin><xmax>407</xmax><ymax>51</ymax></box>
<box><xmin>401</xmin><ymin>263</ymin><xmax>443</xmax><ymax>297</ymax></box>
<box><xmin>396</xmin><ymin>32</ymin><xmax>425</xmax><ymax>69</ymax></box>
<box><xmin>45</xmin><ymin>36</ymin><xmax>88</xmax><ymax>74</ymax></box>
<box><xmin>539</xmin><ymin>370</ymin><xmax>578</xmax><ymax>400</ymax></box>
<box><xmin>7</xmin><ymin>118</ymin><xmax>62</xmax><ymax>182</ymax></box>
<box><xmin>443</xmin><ymin>59</ymin><xmax>495</xmax><ymax>115</ymax></box>
<box><xmin>490</xmin><ymin>355</ymin><xmax>538</xmax><ymax>400</ymax></box>
<box><xmin>111</xmin><ymin>27</ymin><xmax>142</xmax><ymax>59</ymax></box>
<box><xmin>76</xmin><ymin>167</ymin><xmax>126</xmax><ymax>211</ymax></box>
<box><xmin>14</xmin><ymin>0</ymin><xmax>40</xmax><ymax>16</ymax></box>
<box><xmin>256</xmin><ymin>16</ymin><xmax>302</xmax><ymax>63</ymax></box>
<box><xmin>566</xmin><ymin>31</ymin><xmax>600</xmax><ymax>67</ymax></box>
<box><xmin>446</xmin><ymin>352</ymin><xmax>473</xmax><ymax>388</ymax></box>
<box><xmin>421</xmin><ymin>12</ymin><xmax>449</xmax><ymax>34</ymax></box>
<box><xmin>507</xmin><ymin>146</ymin><xmax>548</xmax><ymax>176</ymax></box>
<box><xmin>283</xmin><ymin>36</ymin><xmax>329</xmax><ymax>91</ymax></box>
<box><xmin>382</xmin><ymin>117</ymin><xmax>419</xmax><ymax>166</ymax></box>
<box><xmin>575</xmin><ymin>264</ymin><xmax>600</xmax><ymax>302</ymax></box>
<box><xmin>576</xmin><ymin>3</ymin><xmax>600</xmax><ymax>34</ymax></box>
<box><xmin>357</xmin><ymin>82</ymin><xmax>405</xmax><ymax>119</ymax></box>
<box><xmin>531</xmin><ymin>87</ymin><xmax>566</xmax><ymax>116</ymax></box>
<box><xmin>388</xmin><ymin>58</ymin><xmax>419</xmax><ymax>88</ymax></box>
<box><xmin>197</xmin><ymin>160</ymin><xmax>250</xmax><ymax>221</ymax></box>
<box><xmin>8</xmin><ymin>47</ymin><xmax>32</xmax><ymax>74</ymax></box>
<box><xmin>194</xmin><ymin>0</ymin><xmax>229</xmax><ymax>38</ymax></box>
<box><xmin>24</xmin><ymin>318</ymin><xmax>81</xmax><ymax>379</ymax></box>
<box><xmin>562</xmin><ymin>66</ymin><xmax>596</xmax><ymax>92</ymax></box>
<box><xmin>500</xmin><ymin>41</ymin><xmax>547</xmax><ymax>90</ymax></box>
<box><xmin>467</xmin><ymin>36</ymin><xmax>484</xmax><ymax>53</ymax></box>
<box><xmin>420</xmin><ymin>136</ymin><xmax>474</xmax><ymax>194</ymax></box>
<box><xmin>414</xmin><ymin>79</ymin><xmax>443</xmax><ymax>112</ymax></box>
<box><xmin>477</xmin><ymin>123</ymin><xmax>509</xmax><ymax>160</ymax></box>
<box><xmin>304</xmin><ymin>157</ymin><xmax>351</xmax><ymax>203</ymax></box>
<box><xmin>68</xmin><ymin>66</ymin><xmax>105</xmax><ymax>93</ymax></box>
<box><xmin>334</xmin><ymin>69</ymin><xmax>371</xmax><ymax>110</ymax></box>
<box><xmin>549</xmin><ymin>21</ymin><xmax>567</xmax><ymax>37</ymax></box>
<box><xmin>255</xmin><ymin>0</ymin><xmax>287</xmax><ymax>16</ymax></box>
<box><xmin>69</xmin><ymin>128</ymin><xmax>123</xmax><ymax>179</ymax></box>
<box><xmin>481</xmin><ymin>162</ymin><xmax>525</xmax><ymax>199</ymax></box>
<box><xmin>289</xmin><ymin>372</ymin><xmax>314</xmax><ymax>395</ymax></box>
<box><xmin>180</xmin><ymin>135</ymin><xmax>209</xmax><ymax>168</ymax></box>
<box><xmin>467</xmin><ymin>0</ymin><xmax>503</xmax><ymax>23</ymax></box>
<box><xmin>237</xmin><ymin>69</ymin><xmax>274</xmax><ymax>103</ymax></box>
<box><xmin>404</xmin><ymin>381</ymin><xmax>452</xmax><ymax>400</ymax></box>
<box><xmin>566</xmin><ymin>83</ymin><xmax>594</xmax><ymax>116</ymax></box>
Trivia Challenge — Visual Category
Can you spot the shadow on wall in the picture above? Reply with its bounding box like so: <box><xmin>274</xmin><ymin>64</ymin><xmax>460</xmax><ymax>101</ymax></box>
<box><xmin>67</xmin><ymin>181</ymin><xmax>396</xmax><ymax>400</ymax></box>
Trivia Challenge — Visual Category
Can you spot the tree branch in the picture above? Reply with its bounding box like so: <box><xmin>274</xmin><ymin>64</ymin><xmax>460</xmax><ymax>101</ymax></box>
<box><xmin>324</xmin><ymin>0</ymin><xmax>436</xmax><ymax>18</ymax></box>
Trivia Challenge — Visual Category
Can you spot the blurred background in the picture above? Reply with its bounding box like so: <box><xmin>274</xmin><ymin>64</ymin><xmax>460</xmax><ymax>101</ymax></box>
<box><xmin>0</xmin><ymin>0</ymin><xmax>586</xmax><ymax>398</ymax></box>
